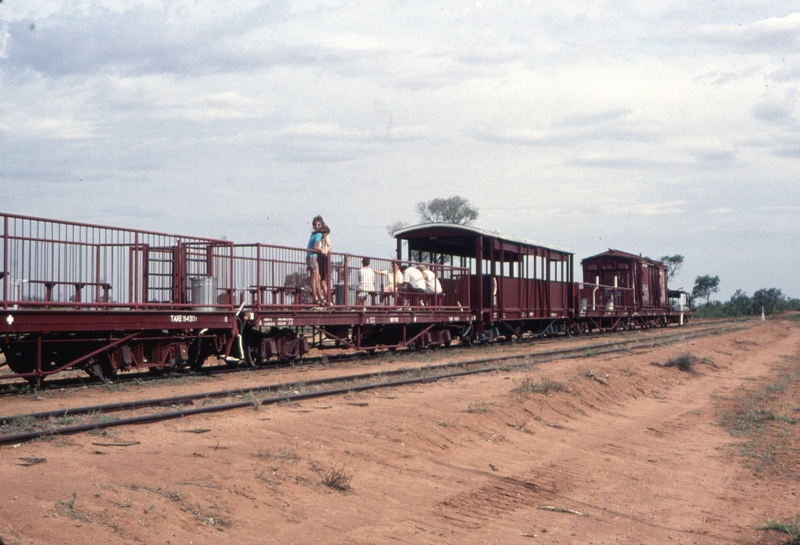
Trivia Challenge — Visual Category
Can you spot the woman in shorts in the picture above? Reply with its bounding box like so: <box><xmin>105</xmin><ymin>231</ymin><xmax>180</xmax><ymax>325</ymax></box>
<box><xmin>307</xmin><ymin>217</ymin><xmax>325</xmax><ymax>306</ymax></box>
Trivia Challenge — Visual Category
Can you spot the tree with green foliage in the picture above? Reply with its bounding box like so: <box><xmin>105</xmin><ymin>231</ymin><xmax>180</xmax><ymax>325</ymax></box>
<box><xmin>692</xmin><ymin>275</ymin><xmax>720</xmax><ymax>306</ymax></box>
<box><xmin>660</xmin><ymin>254</ymin><xmax>684</xmax><ymax>281</ymax></box>
<box><xmin>727</xmin><ymin>289</ymin><xmax>753</xmax><ymax>316</ymax></box>
<box><xmin>691</xmin><ymin>286</ymin><xmax>798</xmax><ymax>318</ymax></box>
<box><xmin>416</xmin><ymin>196</ymin><xmax>478</xmax><ymax>225</ymax></box>
<box><xmin>753</xmin><ymin>287</ymin><xmax>784</xmax><ymax>315</ymax></box>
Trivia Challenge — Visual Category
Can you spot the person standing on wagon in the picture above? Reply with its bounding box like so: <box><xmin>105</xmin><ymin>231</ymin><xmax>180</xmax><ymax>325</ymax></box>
<box><xmin>307</xmin><ymin>217</ymin><xmax>325</xmax><ymax>306</ymax></box>
<box><xmin>318</xmin><ymin>221</ymin><xmax>332</xmax><ymax>305</ymax></box>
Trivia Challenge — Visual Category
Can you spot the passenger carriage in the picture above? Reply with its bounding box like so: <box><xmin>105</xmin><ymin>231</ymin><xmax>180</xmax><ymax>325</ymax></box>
<box><xmin>392</xmin><ymin>224</ymin><xmax>574</xmax><ymax>343</ymax></box>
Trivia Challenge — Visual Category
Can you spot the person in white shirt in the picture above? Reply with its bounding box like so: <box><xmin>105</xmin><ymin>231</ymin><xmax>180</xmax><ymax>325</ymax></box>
<box><xmin>401</xmin><ymin>264</ymin><xmax>426</xmax><ymax>293</ymax></box>
<box><xmin>357</xmin><ymin>257</ymin><xmax>376</xmax><ymax>306</ymax></box>
<box><xmin>420</xmin><ymin>265</ymin><xmax>443</xmax><ymax>295</ymax></box>
<box><xmin>376</xmin><ymin>261</ymin><xmax>403</xmax><ymax>294</ymax></box>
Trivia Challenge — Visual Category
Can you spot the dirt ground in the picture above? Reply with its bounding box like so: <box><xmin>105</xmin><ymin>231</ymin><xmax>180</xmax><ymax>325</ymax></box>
<box><xmin>2</xmin><ymin>317</ymin><xmax>800</xmax><ymax>545</ymax></box>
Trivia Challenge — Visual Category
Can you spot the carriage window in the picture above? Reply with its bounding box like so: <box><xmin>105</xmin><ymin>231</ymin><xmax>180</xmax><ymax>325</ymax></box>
<box><xmin>550</xmin><ymin>260</ymin><xmax>563</xmax><ymax>282</ymax></box>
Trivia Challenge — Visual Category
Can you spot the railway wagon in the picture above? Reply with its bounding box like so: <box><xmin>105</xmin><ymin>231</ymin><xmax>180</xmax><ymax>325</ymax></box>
<box><xmin>0</xmin><ymin>213</ymin><xmax>473</xmax><ymax>385</ymax></box>
<box><xmin>393</xmin><ymin>224</ymin><xmax>575</xmax><ymax>342</ymax></box>
<box><xmin>393</xmin><ymin>225</ymin><xmax>690</xmax><ymax>340</ymax></box>
<box><xmin>575</xmin><ymin>249</ymin><xmax>689</xmax><ymax>331</ymax></box>
<box><xmin>1</xmin><ymin>213</ymin><xmax>689</xmax><ymax>385</ymax></box>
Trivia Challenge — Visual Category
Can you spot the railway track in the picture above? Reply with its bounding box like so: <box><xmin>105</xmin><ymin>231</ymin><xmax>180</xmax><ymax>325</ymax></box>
<box><xmin>0</xmin><ymin>351</ymin><xmax>367</xmax><ymax>397</ymax></box>
<box><xmin>0</xmin><ymin>319</ymin><xmax>752</xmax><ymax>446</ymax></box>
<box><xmin>0</xmin><ymin>319</ymin><xmax>744</xmax><ymax>396</ymax></box>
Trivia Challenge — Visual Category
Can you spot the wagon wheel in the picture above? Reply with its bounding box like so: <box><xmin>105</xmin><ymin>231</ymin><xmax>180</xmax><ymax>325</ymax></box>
<box><xmin>4</xmin><ymin>346</ymin><xmax>36</xmax><ymax>375</ymax></box>
<box><xmin>188</xmin><ymin>338</ymin><xmax>215</xmax><ymax>371</ymax></box>
<box><xmin>459</xmin><ymin>325</ymin><xmax>474</xmax><ymax>347</ymax></box>
<box><xmin>243</xmin><ymin>333</ymin><xmax>263</xmax><ymax>367</ymax></box>
<box><xmin>101</xmin><ymin>355</ymin><xmax>118</xmax><ymax>381</ymax></box>
<box><xmin>86</xmin><ymin>354</ymin><xmax>118</xmax><ymax>382</ymax></box>
<box><xmin>4</xmin><ymin>345</ymin><xmax>50</xmax><ymax>387</ymax></box>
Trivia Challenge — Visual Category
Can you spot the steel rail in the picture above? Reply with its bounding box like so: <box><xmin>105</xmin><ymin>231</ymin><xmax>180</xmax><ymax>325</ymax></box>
<box><xmin>0</xmin><ymin>320</ymin><xmax>740</xmax><ymax>396</ymax></box>
<box><xmin>0</xmin><ymin>321</ymin><xmax>749</xmax><ymax>446</ymax></box>
<box><xmin>0</xmin><ymin>321</ymin><xmax>743</xmax><ymax>424</ymax></box>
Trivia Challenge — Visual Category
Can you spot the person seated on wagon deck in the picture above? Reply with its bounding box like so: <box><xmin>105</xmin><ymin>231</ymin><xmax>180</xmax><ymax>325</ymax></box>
<box><xmin>357</xmin><ymin>257</ymin><xmax>376</xmax><ymax>305</ymax></box>
<box><xmin>420</xmin><ymin>265</ymin><xmax>443</xmax><ymax>295</ymax></box>
<box><xmin>376</xmin><ymin>261</ymin><xmax>403</xmax><ymax>293</ymax></box>
<box><xmin>401</xmin><ymin>263</ymin><xmax>426</xmax><ymax>293</ymax></box>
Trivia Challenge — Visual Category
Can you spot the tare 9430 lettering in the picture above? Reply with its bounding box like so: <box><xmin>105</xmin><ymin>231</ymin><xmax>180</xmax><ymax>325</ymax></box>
<box><xmin>170</xmin><ymin>315</ymin><xmax>198</xmax><ymax>323</ymax></box>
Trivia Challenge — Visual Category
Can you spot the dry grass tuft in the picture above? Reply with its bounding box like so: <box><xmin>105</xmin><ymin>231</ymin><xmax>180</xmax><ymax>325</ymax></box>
<box><xmin>514</xmin><ymin>375</ymin><xmax>566</xmax><ymax>395</ymax></box>
<box><xmin>3</xmin><ymin>415</ymin><xmax>38</xmax><ymax>433</ymax></box>
<box><xmin>55</xmin><ymin>492</ymin><xmax>90</xmax><ymax>521</ymax></box>
<box><xmin>759</xmin><ymin>517</ymin><xmax>800</xmax><ymax>544</ymax></box>
<box><xmin>322</xmin><ymin>466</ymin><xmax>352</xmax><ymax>492</ymax></box>
<box><xmin>464</xmin><ymin>402</ymin><xmax>488</xmax><ymax>413</ymax></box>
<box><xmin>663</xmin><ymin>353</ymin><xmax>697</xmax><ymax>372</ymax></box>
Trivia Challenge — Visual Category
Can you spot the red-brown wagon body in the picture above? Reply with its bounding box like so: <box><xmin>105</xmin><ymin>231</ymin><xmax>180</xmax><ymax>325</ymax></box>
<box><xmin>0</xmin><ymin>213</ymin><xmax>472</xmax><ymax>384</ymax></box>
<box><xmin>1</xmin><ymin>213</ymin><xmax>689</xmax><ymax>385</ymax></box>
<box><xmin>393</xmin><ymin>224</ymin><xmax>574</xmax><ymax>342</ymax></box>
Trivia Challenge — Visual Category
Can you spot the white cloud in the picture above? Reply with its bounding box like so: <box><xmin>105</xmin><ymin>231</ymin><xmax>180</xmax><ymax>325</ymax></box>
<box><xmin>602</xmin><ymin>201</ymin><xmax>686</xmax><ymax>216</ymax></box>
<box><xmin>695</xmin><ymin>12</ymin><xmax>800</xmax><ymax>53</ymax></box>
<box><xmin>753</xmin><ymin>89</ymin><xmax>799</xmax><ymax>127</ymax></box>
<box><xmin>0</xmin><ymin>110</ymin><xmax>95</xmax><ymax>139</ymax></box>
<box><xmin>0</xmin><ymin>1</ymin><xmax>798</xmax><ymax>299</ymax></box>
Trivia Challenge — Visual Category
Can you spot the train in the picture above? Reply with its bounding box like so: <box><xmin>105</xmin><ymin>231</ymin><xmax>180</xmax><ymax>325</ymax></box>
<box><xmin>0</xmin><ymin>213</ymin><xmax>690</xmax><ymax>385</ymax></box>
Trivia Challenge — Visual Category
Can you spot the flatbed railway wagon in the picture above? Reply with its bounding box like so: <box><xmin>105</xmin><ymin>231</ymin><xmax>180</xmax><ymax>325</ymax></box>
<box><xmin>0</xmin><ymin>213</ymin><xmax>473</xmax><ymax>385</ymax></box>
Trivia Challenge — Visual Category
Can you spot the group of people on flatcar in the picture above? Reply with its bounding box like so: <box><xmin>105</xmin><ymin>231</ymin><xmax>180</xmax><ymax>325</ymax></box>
<box><xmin>306</xmin><ymin>215</ymin><xmax>442</xmax><ymax>309</ymax></box>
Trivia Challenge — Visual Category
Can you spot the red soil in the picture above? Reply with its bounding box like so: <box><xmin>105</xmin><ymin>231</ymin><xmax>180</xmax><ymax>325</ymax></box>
<box><xmin>2</xmin><ymin>317</ymin><xmax>800</xmax><ymax>545</ymax></box>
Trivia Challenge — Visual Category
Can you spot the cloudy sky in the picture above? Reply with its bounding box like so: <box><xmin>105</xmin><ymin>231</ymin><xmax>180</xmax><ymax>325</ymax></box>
<box><xmin>1</xmin><ymin>1</ymin><xmax>798</xmax><ymax>300</ymax></box>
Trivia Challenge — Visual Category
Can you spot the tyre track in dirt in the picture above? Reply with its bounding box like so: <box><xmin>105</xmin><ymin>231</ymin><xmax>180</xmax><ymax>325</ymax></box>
<box><xmin>421</xmin><ymin>318</ymin><xmax>800</xmax><ymax>544</ymax></box>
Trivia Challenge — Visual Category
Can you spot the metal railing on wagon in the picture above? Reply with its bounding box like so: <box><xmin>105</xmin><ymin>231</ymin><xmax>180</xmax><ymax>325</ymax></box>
<box><xmin>575</xmin><ymin>282</ymin><xmax>635</xmax><ymax>315</ymax></box>
<box><xmin>225</xmin><ymin>245</ymin><xmax>471</xmax><ymax>312</ymax></box>
<box><xmin>1</xmin><ymin>213</ymin><xmax>471</xmax><ymax>314</ymax></box>
<box><xmin>0</xmin><ymin>212</ymin><xmax>230</xmax><ymax>311</ymax></box>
